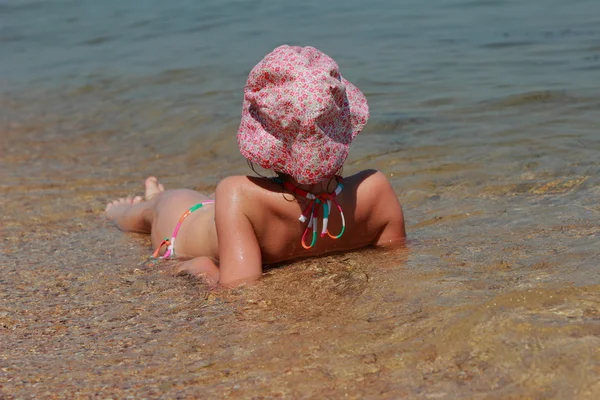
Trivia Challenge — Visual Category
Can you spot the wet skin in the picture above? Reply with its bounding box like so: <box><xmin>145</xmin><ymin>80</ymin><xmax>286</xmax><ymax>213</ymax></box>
<box><xmin>105</xmin><ymin>170</ymin><xmax>406</xmax><ymax>287</ymax></box>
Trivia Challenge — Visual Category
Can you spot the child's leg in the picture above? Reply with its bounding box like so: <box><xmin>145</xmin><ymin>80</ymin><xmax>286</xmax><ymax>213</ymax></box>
<box><xmin>106</xmin><ymin>177</ymin><xmax>215</xmax><ymax>249</ymax></box>
<box><xmin>105</xmin><ymin>177</ymin><xmax>165</xmax><ymax>233</ymax></box>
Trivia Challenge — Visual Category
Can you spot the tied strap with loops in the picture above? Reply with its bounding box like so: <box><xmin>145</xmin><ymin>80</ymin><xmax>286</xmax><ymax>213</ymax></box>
<box><xmin>152</xmin><ymin>200</ymin><xmax>215</xmax><ymax>259</ymax></box>
<box><xmin>282</xmin><ymin>178</ymin><xmax>345</xmax><ymax>249</ymax></box>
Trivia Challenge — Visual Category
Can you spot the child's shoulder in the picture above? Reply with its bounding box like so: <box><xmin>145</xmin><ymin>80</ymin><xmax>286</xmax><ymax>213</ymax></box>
<box><xmin>216</xmin><ymin>175</ymin><xmax>279</xmax><ymax>192</ymax></box>
<box><xmin>216</xmin><ymin>170</ymin><xmax>393</xmax><ymax>195</ymax></box>
<box><xmin>348</xmin><ymin>169</ymin><xmax>406</xmax><ymax>244</ymax></box>
<box><xmin>214</xmin><ymin>175</ymin><xmax>281</xmax><ymax>204</ymax></box>
<box><xmin>348</xmin><ymin>168</ymin><xmax>389</xmax><ymax>183</ymax></box>
<box><xmin>215</xmin><ymin>174</ymin><xmax>252</xmax><ymax>189</ymax></box>
<box><xmin>345</xmin><ymin>170</ymin><xmax>399</xmax><ymax>206</ymax></box>
<box><xmin>345</xmin><ymin>169</ymin><xmax>395</xmax><ymax>193</ymax></box>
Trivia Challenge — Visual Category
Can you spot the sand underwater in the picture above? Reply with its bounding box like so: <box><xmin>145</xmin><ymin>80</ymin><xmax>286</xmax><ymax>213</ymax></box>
<box><xmin>2</xmin><ymin>0</ymin><xmax>600</xmax><ymax>398</ymax></box>
<box><xmin>2</xmin><ymin>83</ymin><xmax>599</xmax><ymax>398</ymax></box>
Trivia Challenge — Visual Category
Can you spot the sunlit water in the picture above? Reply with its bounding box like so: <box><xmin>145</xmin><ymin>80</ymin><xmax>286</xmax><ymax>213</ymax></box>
<box><xmin>2</xmin><ymin>0</ymin><xmax>599</xmax><ymax>398</ymax></box>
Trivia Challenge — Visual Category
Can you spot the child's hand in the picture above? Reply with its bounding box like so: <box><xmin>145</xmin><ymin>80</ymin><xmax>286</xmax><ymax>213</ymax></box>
<box><xmin>174</xmin><ymin>257</ymin><xmax>220</xmax><ymax>287</ymax></box>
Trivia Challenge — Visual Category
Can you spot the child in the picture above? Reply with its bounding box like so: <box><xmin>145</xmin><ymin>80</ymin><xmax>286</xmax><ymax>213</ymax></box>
<box><xmin>105</xmin><ymin>45</ymin><xmax>406</xmax><ymax>288</ymax></box>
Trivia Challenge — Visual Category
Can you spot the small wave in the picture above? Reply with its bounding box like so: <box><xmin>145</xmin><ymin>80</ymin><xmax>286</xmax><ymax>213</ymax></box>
<box><xmin>483</xmin><ymin>90</ymin><xmax>575</xmax><ymax>109</ymax></box>
<box><xmin>0</xmin><ymin>32</ymin><xmax>23</xmax><ymax>43</ymax></box>
<box><xmin>79</xmin><ymin>36</ymin><xmax>113</xmax><ymax>46</ymax></box>
<box><xmin>444</xmin><ymin>0</ymin><xmax>507</xmax><ymax>9</ymax></box>
<box><xmin>0</xmin><ymin>0</ymin><xmax>45</xmax><ymax>13</ymax></box>
<box><xmin>499</xmin><ymin>28</ymin><xmax>600</xmax><ymax>40</ymax></box>
<box><xmin>366</xmin><ymin>116</ymin><xmax>430</xmax><ymax>135</ymax></box>
<box><xmin>577</xmin><ymin>64</ymin><xmax>600</xmax><ymax>72</ymax></box>
<box><xmin>481</xmin><ymin>40</ymin><xmax>537</xmax><ymax>49</ymax></box>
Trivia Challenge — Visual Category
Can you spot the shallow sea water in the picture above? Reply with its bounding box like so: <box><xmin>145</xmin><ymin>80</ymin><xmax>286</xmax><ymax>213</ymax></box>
<box><xmin>1</xmin><ymin>0</ymin><xmax>599</xmax><ymax>398</ymax></box>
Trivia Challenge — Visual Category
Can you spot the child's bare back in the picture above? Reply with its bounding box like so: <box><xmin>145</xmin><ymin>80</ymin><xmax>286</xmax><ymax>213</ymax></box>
<box><xmin>105</xmin><ymin>45</ymin><xmax>407</xmax><ymax>288</ymax></box>
<box><xmin>220</xmin><ymin>171</ymin><xmax>405</xmax><ymax>264</ymax></box>
<box><xmin>106</xmin><ymin>170</ymin><xmax>404</xmax><ymax>287</ymax></box>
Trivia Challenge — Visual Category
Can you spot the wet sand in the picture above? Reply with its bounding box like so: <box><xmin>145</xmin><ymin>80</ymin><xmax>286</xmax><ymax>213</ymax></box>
<box><xmin>2</xmin><ymin>87</ymin><xmax>599</xmax><ymax>398</ymax></box>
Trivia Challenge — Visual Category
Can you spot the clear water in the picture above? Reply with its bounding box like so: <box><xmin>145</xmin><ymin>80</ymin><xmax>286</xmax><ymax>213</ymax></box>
<box><xmin>2</xmin><ymin>0</ymin><xmax>599</xmax><ymax>397</ymax></box>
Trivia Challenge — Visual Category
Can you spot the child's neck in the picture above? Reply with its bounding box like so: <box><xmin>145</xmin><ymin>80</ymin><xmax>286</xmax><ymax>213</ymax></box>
<box><xmin>283</xmin><ymin>175</ymin><xmax>340</xmax><ymax>194</ymax></box>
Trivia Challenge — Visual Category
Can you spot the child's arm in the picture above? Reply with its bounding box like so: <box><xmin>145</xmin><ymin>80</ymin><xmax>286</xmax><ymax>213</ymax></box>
<box><xmin>212</xmin><ymin>177</ymin><xmax>263</xmax><ymax>287</ymax></box>
<box><xmin>174</xmin><ymin>257</ymin><xmax>220</xmax><ymax>286</ymax></box>
<box><xmin>369</xmin><ymin>171</ymin><xmax>407</xmax><ymax>246</ymax></box>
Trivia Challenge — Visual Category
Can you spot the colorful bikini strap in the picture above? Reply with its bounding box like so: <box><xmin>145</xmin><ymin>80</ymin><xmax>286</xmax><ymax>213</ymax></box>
<box><xmin>152</xmin><ymin>200</ymin><xmax>215</xmax><ymax>259</ymax></box>
<box><xmin>281</xmin><ymin>177</ymin><xmax>345</xmax><ymax>249</ymax></box>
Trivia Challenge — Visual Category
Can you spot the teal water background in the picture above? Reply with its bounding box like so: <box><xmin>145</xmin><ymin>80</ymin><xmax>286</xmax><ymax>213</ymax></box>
<box><xmin>2</xmin><ymin>0</ymin><xmax>599</xmax><ymax>109</ymax></box>
<box><xmin>3</xmin><ymin>0</ymin><xmax>599</xmax><ymax>180</ymax></box>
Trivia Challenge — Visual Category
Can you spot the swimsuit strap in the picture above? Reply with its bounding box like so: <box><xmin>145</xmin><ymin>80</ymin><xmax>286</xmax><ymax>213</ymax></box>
<box><xmin>152</xmin><ymin>200</ymin><xmax>215</xmax><ymax>259</ymax></box>
<box><xmin>281</xmin><ymin>177</ymin><xmax>345</xmax><ymax>249</ymax></box>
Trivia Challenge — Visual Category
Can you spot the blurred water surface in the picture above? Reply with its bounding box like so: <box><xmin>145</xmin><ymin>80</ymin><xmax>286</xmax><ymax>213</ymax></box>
<box><xmin>1</xmin><ymin>0</ymin><xmax>599</xmax><ymax>398</ymax></box>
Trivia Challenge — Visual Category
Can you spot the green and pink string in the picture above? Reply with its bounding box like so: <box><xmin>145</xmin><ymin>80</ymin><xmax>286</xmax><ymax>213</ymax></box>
<box><xmin>152</xmin><ymin>200</ymin><xmax>215</xmax><ymax>259</ymax></box>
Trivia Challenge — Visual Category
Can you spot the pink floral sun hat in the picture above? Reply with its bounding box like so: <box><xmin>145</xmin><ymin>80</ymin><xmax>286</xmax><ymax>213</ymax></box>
<box><xmin>237</xmin><ymin>45</ymin><xmax>369</xmax><ymax>184</ymax></box>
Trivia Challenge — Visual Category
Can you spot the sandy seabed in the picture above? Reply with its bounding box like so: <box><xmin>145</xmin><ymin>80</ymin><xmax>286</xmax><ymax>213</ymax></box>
<box><xmin>1</xmin><ymin>90</ymin><xmax>599</xmax><ymax>399</ymax></box>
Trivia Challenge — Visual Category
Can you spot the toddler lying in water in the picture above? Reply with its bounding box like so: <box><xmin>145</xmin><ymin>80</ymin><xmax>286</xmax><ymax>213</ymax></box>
<box><xmin>105</xmin><ymin>45</ymin><xmax>406</xmax><ymax>287</ymax></box>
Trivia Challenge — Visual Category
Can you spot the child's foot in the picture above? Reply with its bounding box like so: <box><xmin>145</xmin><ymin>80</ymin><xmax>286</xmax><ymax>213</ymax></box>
<box><xmin>105</xmin><ymin>196</ymin><xmax>143</xmax><ymax>221</ymax></box>
<box><xmin>104</xmin><ymin>177</ymin><xmax>163</xmax><ymax>231</ymax></box>
<box><xmin>145</xmin><ymin>176</ymin><xmax>165</xmax><ymax>200</ymax></box>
